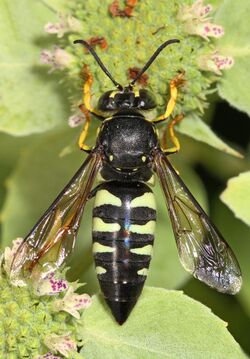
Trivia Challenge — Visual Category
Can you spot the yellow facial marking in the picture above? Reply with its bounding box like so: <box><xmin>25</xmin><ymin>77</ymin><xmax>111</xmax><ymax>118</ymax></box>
<box><xmin>110</xmin><ymin>90</ymin><xmax>118</xmax><ymax>98</ymax></box>
<box><xmin>130</xmin><ymin>244</ymin><xmax>153</xmax><ymax>256</ymax></box>
<box><xmin>94</xmin><ymin>189</ymin><xmax>122</xmax><ymax>207</ymax></box>
<box><xmin>109</xmin><ymin>154</ymin><xmax>114</xmax><ymax>161</ymax></box>
<box><xmin>134</xmin><ymin>89</ymin><xmax>140</xmax><ymax>97</ymax></box>
<box><xmin>141</xmin><ymin>155</ymin><xmax>147</xmax><ymax>162</ymax></box>
<box><xmin>93</xmin><ymin>217</ymin><xmax>121</xmax><ymax>232</ymax></box>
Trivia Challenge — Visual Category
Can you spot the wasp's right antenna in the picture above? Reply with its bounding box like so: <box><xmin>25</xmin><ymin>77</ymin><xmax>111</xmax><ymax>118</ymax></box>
<box><xmin>129</xmin><ymin>39</ymin><xmax>180</xmax><ymax>87</ymax></box>
<box><xmin>74</xmin><ymin>39</ymin><xmax>123</xmax><ymax>91</ymax></box>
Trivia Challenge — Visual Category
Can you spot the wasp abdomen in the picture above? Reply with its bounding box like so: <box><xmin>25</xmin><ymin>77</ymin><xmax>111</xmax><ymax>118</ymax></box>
<box><xmin>92</xmin><ymin>181</ymin><xmax>156</xmax><ymax>324</ymax></box>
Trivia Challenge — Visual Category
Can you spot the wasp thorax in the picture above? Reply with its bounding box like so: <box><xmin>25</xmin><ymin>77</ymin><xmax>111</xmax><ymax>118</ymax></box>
<box><xmin>98</xmin><ymin>114</ymin><xmax>158</xmax><ymax>172</ymax></box>
<box><xmin>97</xmin><ymin>88</ymin><xmax>157</xmax><ymax>112</ymax></box>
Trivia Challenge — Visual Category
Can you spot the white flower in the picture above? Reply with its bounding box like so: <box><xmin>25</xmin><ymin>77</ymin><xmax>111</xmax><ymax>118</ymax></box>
<box><xmin>178</xmin><ymin>0</ymin><xmax>224</xmax><ymax>40</ymax></box>
<box><xmin>53</xmin><ymin>286</ymin><xmax>92</xmax><ymax>319</ymax></box>
<box><xmin>44</xmin><ymin>14</ymin><xmax>81</xmax><ymax>38</ymax></box>
<box><xmin>68</xmin><ymin>111</ymin><xmax>86</xmax><ymax>128</ymax></box>
<box><xmin>40</xmin><ymin>47</ymin><xmax>73</xmax><ymax>71</ymax></box>
<box><xmin>44</xmin><ymin>334</ymin><xmax>77</xmax><ymax>358</ymax></box>
<box><xmin>198</xmin><ymin>53</ymin><xmax>234</xmax><ymax>74</ymax></box>
<box><xmin>34</xmin><ymin>271</ymin><xmax>68</xmax><ymax>296</ymax></box>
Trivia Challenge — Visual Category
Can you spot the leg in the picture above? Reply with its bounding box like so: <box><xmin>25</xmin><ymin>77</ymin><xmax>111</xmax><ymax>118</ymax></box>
<box><xmin>78</xmin><ymin>65</ymin><xmax>104</xmax><ymax>152</ymax></box>
<box><xmin>161</xmin><ymin>113</ymin><xmax>184</xmax><ymax>154</ymax></box>
<box><xmin>78</xmin><ymin>104</ymin><xmax>92</xmax><ymax>152</ymax></box>
<box><xmin>153</xmin><ymin>71</ymin><xmax>185</xmax><ymax>124</ymax></box>
<box><xmin>80</xmin><ymin>64</ymin><xmax>105</xmax><ymax>118</ymax></box>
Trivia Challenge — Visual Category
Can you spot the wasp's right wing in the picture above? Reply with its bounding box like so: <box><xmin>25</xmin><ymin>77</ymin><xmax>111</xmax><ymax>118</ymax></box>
<box><xmin>154</xmin><ymin>151</ymin><xmax>242</xmax><ymax>294</ymax></box>
<box><xmin>11</xmin><ymin>150</ymin><xmax>102</xmax><ymax>280</ymax></box>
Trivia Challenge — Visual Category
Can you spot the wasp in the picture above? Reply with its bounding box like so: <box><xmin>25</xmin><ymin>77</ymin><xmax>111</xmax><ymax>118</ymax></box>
<box><xmin>11</xmin><ymin>39</ymin><xmax>242</xmax><ymax>325</ymax></box>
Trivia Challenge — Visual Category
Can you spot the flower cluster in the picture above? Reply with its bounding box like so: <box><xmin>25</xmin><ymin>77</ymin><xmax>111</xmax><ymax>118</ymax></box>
<box><xmin>39</xmin><ymin>0</ymin><xmax>234</xmax><ymax>129</ymax></box>
<box><xmin>0</xmin><ymin>239</ymin><xmax>91</xmax><ymax>358</ymax></box>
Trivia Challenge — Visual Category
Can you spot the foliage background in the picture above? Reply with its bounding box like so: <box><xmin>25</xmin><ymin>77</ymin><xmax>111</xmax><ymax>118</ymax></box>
<box><xmin>0</xmin><ymin>0</ymin><xmax>250</xmax><ymax>357</ymax></box>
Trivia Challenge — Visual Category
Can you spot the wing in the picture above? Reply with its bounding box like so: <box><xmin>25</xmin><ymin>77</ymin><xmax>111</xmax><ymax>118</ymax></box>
<box><xmin>154</xmin><ymin>151</ymin><xmax>242</xmax><ymax>294</ymax></box>
<box><xmin>11</xmin><ymin>150</ymin><xmax>102</xmax><ymax>281</ymax></box>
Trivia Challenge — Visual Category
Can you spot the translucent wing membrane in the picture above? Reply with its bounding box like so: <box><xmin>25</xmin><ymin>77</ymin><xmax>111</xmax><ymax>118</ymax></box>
<box><xmin>11</xmin><ymin>151</ymin><xmax>102</xmax><ymax>280</ymax></box>
<box><xmin>154</xmin><ymin>151</ymin><xmax>242</xmax><ymax>294</ymax></box>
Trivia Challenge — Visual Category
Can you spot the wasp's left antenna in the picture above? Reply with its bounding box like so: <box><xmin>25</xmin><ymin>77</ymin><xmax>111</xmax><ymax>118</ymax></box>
<box><xmin>74</xmin><ymin>39</ymin><xmax>123</xmax><ymax>91</ymax></box>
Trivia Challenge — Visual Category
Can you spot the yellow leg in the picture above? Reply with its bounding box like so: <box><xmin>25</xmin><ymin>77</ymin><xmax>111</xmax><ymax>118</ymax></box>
<box><xmin>161</xmin><ymin>113</ymin><xmax>184</xmax><ymax>154</ymax></box>
<box><xmin>153</xmin><ymin>71</ymin><xmax>185</xmax><ymax>123</ymax></box>
<box><xmin>78</xmin><ymin>104</ymin><xmax>92</xmax><ymax>152</ymax></box>
<box><xmin>80</xmin><ymin>65</ymin><xmax>105</xmax><ymax>117</ymax></box>
<box><xmin>78</xmin><ymin>65</ymin><xmax>102</xmax><ymax>152</ymax></box>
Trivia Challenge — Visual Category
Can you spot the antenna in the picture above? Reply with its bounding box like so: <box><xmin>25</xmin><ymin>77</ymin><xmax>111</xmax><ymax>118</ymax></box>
<box><xmin>74</xmin><ymin>39</ymin><xmax>123</xmax><ymax>91</ymax></box>
<box><xmin>129</xmin><ymin>39</ymin><xmax>180</xmax><ymax>86</ymax></box>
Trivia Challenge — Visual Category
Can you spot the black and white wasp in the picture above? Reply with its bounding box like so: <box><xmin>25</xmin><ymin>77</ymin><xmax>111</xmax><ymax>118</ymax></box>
<box><xmin>11</xmin><ymin>39</ymin><xmax>242</xmax><ymax>324</ymax></box>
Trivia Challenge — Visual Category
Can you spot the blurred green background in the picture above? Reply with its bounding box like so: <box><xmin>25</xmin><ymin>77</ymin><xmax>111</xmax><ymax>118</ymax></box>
<box><xmin>0</xmin><ymin>0</ymin><xmax>250</xmax><ymax>356</ymax></box>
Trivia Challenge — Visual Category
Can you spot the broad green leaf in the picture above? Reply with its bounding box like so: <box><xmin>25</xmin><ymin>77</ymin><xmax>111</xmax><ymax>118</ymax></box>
<box><xmin>177</xmin><ymin>115</ymin><xmax>242</xmax><ymax>158</ymax></box>
<box><xmin>0</xmin><ymin>127</ymin><xmax>93</xmax><ymax>269</ymax></box>
<box><xmin>0</xmin><ymin>0</ymin><xmax>69</xmax><ymax>135</ymax></box>
<box><xmin>40</xmin><ymin>0</ymin><xmax>69</xmax><ymax>12</ymax></box>
<box><xmin>210</xmin><ymin>198</ymin><xmax>250</xmax><ymax>318</ymax></box>
<box><xmin>80</xmin><ymin>287</ymin><xmax>246</xmax><ymax>359</ymax></box>
<box><xmin>220</xmin><ymin>171</ymin><xmax>250</xmax><ymax>226</ymax></box>
<box><xmin>215</xmin><ymin>0</ymin><xmax>250</xmax><ymax>116</ymax></box>
<box><xmin>182</xmin><ymin>277</ymin><xmax>250</xmax><ymax>355</ymax></box>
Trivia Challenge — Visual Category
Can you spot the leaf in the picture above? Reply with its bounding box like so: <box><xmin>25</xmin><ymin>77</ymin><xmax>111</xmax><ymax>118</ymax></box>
<box><xmin>220</xmin><ymin>171</ymin><xmax>250</xmax><ymax>226</ymax></box>
<box><xmin>210</xmin><ymin>197</ymin><xmax>250</xmax><ymax>319</ymax></box>
<box><xmin>39</xmin><ymin>0</ymin><xmax>69</xmax><ymax>12</ymax></box>
<box><xmin>79</xmin><ymin>287</ymin><xmax>246</xmax><ymax>359</ymax></box>
<box><xmin>215</xmin><ymin>0</ymin><xmax>250</xmax><ymax>116</ymax></box>
<box><xmin>0</xmin><ymin>0</ymin><xmax>69</xmax><ymax>136</ymax></box>
<box><xmin>177</xmin><ymin>115</ymin><xmax>242</xmax><ymax>158</ymax></box>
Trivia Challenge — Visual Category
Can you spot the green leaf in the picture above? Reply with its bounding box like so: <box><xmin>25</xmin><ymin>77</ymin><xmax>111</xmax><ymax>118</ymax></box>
<box><xmin>0</xmin><ymin>0</ymin><xmax>69</xmax><ymax>136</ymax></box>
<box><xmin>220</xmin><ymin>171</ymin><xmax>250</xmax><ymax>226</ymax></box>
<box><xmin>39</xmin><ymin>0</ymin><xmax>69</xmax><ymax>12</ymax></box>
<box><xmin>0</xmin><ymin>127</ymin><xmax>82</xmax><ymax>242</ymax></box>
<box><xmin>80</xmin><ymin>287</ymin><xmax>246</xmax><ymax>359</ymax></box>
<box><xmin>177</xmin><ymin>115</ymin><xmax>242</xmax><ymax>158</ymax></box>
<box><xmin>215</xmin><ymin>0</ymin><xmax>250</xmax><ymax>116</ymax></box>
<box><xmin>210</xmin><ymin>198</ymin><xmax>250</xmax><ymax>319</ymax></box>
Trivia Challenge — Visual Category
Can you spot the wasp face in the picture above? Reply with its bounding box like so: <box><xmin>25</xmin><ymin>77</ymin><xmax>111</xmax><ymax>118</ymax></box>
<box><xmin>97</xmin><ymin>87</ymin><xmax>157</xmax><ymax>112</ymax></box>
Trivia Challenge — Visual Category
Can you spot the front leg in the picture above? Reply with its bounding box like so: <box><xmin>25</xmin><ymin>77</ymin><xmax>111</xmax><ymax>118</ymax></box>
<box><xmin>78</xmin><ymin>65</ymin><xmax>105</xmax><ymax>153</ymax></box>
<box><xmin>153</xmin><ymin>70</ymin><xmax>185</xmax><ymax>123</ymax></box>
<box><xmin>161</xmin><ymin>113</ymin><xmax>184</xmax><ymax>154</ymax></box>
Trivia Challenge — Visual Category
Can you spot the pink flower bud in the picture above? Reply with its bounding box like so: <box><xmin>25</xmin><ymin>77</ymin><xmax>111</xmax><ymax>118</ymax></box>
<box><xmin>198</xmin><ymin>53</ymin><xmax>234</xmax><ymax>74</ymax></box>
<box><xmin>44</xmin><ymin>334</ymin><xmax>77</xmax><ymax>357</ymax></box>
<box><xmin>68</xmin><ymin>112</ymin><xmax>86</xmax><ymax>128</ymax></box>
<box><xmin>36</xmin><ymin>353</ymin><xmax>62</xmax><ymax>359</ymax></box>
<box><xmin>40</xmin><ymin>48</ymin><xmax>73</xmax><ymax>70</ymax></box>
<box><xmin>44</xmin><ymin>15</ymin><xmax>81</xmax><ymax>38</ymax></box>
<box><xmin>53</xmin><ymin>286</ymin><xmax>92</xmax><ymax>318</ymax></box>
<box><xmin>34</xmin><ymin>272</ymin><xmax>68</xmax><ymax>296</ymax></box>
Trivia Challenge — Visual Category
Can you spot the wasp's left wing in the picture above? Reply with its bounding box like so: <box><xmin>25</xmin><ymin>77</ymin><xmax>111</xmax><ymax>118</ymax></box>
<box><xmin>154</xmin><ymin>151</ymin><xmax>242</xmax><ymax>294</ymax></box>
<box><xmin>11</xmin><ymin>151</ymin><xmax>102</xmax><ymax>280</ymax></box>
